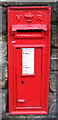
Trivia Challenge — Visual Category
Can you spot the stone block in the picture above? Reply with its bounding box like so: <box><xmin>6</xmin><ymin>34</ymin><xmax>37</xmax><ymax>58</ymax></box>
<box><xmin>50</xmin><ymin>72</ymin><xmax>56</xmax><ymax>92</ymax></box>
<box><xmin>1</xmin><ymin>64</ymin><xmax>8</xmax><ymax>89</ymax></box>
<box><xmin>0</xmin><ymin>41</ymin><xmax>2</xmax><ymax>63</ymax></box>
<box><xmin>0</xmin><ymin>40</ymin><xmax>7</xmax><ymax>66</ymax></box>
<box><xmin>2</xmin><ymin>89</ymin><xmax>7</xmax><ymax>115</ymax></box>
<box><xmin>56</xmin><ymin>99</ymin><xmax>58</xmax><ymax>115</ymax></box>
<box><xmin>56</xmin><ymin>78</ymin><xmax>58</xmax><ymax>92</ymax></box>
<box><xmin>0</xmin><ymin>34</ymin><xmax>2</xmax><ymax>41</ymax></box>
<box><xmin>51</xmin><ymin>49</ymin><xmax>58</xmax><ymax>58</ymax></box>
<box><xmin>51</xmin><ymin>57</ymin><xmax>58</xmax><ymax>71</ymax></box>
<box><xmin>56</xmin><ymin>93</ymin><xmax>58</xmax><ymax>100</ymax></box>
<box><xmin>0</xmin><ymin>81</ymin><xmax>7</xmax><ymax>89</ymax></box>
<box><xmin>1</xmin><ymin>1</ymin><xmax>47</xmax><ymax>7</ymax></box>
<box><xmin>0</xmin><ymin>89</ymin><xmax>2</xmax><ymax>115</ymax></box>
<box><xmin>51</xmin><ymin>2</ymin><xmax>56</xmax><ymax>23</ymax></box>
<box><xmin>2</xmin><ymin>34</ymin><xmax>7</xmax><ymax>41</ymax></box>
<box><xmin>1</xmin><ymin>1</ymin><xmax>50</xmax><ymax>6</ymax></box>
<box><xmin>2</xmin><ymin>41</ymin><xmax>7</xmax><ymax>61</ymax></box>
<box><xmin>0</xmin><ymin>7</ymin><xmax>2</xmax><ymax>34</ymax></box>
<box><xmin>56</xmin><ymin>1</ymin><xmax>58</xmax><ymax>14</ymax></box>
<box><xmin>2</xmin><ymin>7</ymin><xmax>7</xmax><ymax>34</ymax></box>
<box><xmin>0</xmin><ymin>65</ymin><xmax>2</xmax><ymax>81</ymax></box>
<box><xmin>51</xmin><ymin>25</ymin><xmax>58</xmax><ymax>48</ymax></box>
<box><xmin>49</xmin><ymin>92</ymin><xmax>56</xmax><ymax>115</ymax></box>
<box><xmin>2</xmin><ymin>7</ymin><xmax>6</xmax><ymax>14</ymax></box>
<box><xmin>0</xmin><ymin>115</ymin><xmax>2</xmax><ymax>120</ymax></box>
<box><xmin>0</xmin><ymin>63</ymin><xmax>8</xmax><ymax>89</ymax></box>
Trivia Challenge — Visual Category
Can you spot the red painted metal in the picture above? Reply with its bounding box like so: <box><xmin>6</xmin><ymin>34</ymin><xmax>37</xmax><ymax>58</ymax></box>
<box><xmin>8</xmin><ymin>6</ymin><xmax>51</xmax><ymax>115</ymax></box>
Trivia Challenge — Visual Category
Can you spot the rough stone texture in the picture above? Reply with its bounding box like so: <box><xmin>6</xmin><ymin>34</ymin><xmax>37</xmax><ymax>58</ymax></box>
<box><xmin>0</xmin><ymin>7</ymin><xmax>2</xmax><ymax>34</ymax></box>
<box><xmin>0</xmin><ymin>89</ymin><xmax>2</xmax><ymax>115</ymax></box>
<box><xmin>56</xmin><ymin>99</ymin><xmax>58</xmax><ymax>115</ymax></box>
<box><xmin>2</xmin><ymin>41</ymin><xmax>7</xmax><ymax>63</ymax></box>
<box><xmin>56</xmin><ymin>1</ymin><xmax>58</xmax><ymax>13</ymax></box>
<box><xmin>51</xmin><ymin>25</ymin><xmax>58</xmax><ymax>48</ymax></box>
<box><xmin>1</xmin><ymin>1</ymin><xmax>49</xmax><ymax>7</ymax></box>
<box><xmin>52</xmin><ymin>49</ymin><xmax>58</xmax><ymax>58</ymax></box>
<box><xmin>51</xmin><ymin>58</ymin><xmax>58</xmax><ymax>71</ymax></box>
<box><xmin>49</xmin><ymin>92</ymin><xmax>56</xmax><ymax>115</ymax></box>
<box><xmin>0</xmin><ymin>0</ymin><xmax>57</xmax><ymax>3</ymax></box>
<box><xmin>2</xmin><ymin>10</ymin><xmax>7</xmax><ymax>34</ymax></box>
<box><xmin>56</xmin><ymin>73</ymin><xmax>58</xmax><ymax>94</ymax></box>
<box><xmin>0</xmin><ymin>64</ymin><xmax>8</xmax><ymax>89</ymax></box>
<box><xmin>50</xmin><ymin>72</ymin><xmax>56</xmax><ymax>93</ymax></box>
<box><xmin>2</xmin><ymin>118</ymin><xmax>57</xmax><ymax>120</ymax></box>
<box><xmin>51</xmin><ymin>2</ymin><xmax>56</xmax><ymax>24</ymax></box>
<box><xmin>0</xmin><ymin>115</ymin><xmax>2</xmax><ymax>120</ymax></box>
<box><xmin>2</xmin><ymin>34</ymin><xmax>7</xmax><ymax>41</ymax></box>
<box><xmin>2</xmin><ymin>89</ymin><xmax>7</xmax><ymax>115</ymax></box>
<box><xmin>1</xmin><ymin>63</ymin><xmax>8</xmax><ymax>89</ymax></box>
<box><xmin>0</xmin><ymin>90</ymin><xmax>2</xmax><ymax>120</ymax></box>
<box><xmin>0</xmin><ymin>35</ymin><xmax>8</xmax><ymax>89</ymax></box>
<box><xmin>0</xmin><ymin>41</ymin><xmax>2</xmax><ymax>63</ymax></box>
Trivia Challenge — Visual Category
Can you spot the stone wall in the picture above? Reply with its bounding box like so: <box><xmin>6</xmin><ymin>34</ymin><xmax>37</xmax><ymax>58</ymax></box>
<box><xmin>0</xmin><ymin>1</ymin><xmax>58</xmax><ymax>120</ymax></box>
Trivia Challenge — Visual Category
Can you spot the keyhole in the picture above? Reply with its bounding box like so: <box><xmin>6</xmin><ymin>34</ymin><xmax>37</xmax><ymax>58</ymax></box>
<box><xmin>21</xmin><ymin>81</ymin><xmax>24</xmax><ymax>85</ymax></box>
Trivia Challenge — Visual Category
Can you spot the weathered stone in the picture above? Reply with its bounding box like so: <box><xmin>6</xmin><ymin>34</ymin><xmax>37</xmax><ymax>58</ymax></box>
<box><xmin>56</xmin><ymin>3</ymin><xmax>58</xmax><ymax>22</ymax></box>
<box><xmin>51</xmin><ymin>57</ymin><xmax>58</xmax><ymax>71</ymax></box>
<box><xmin>0</xmin><ymin>63</ymin><xmax>8</xmax><ymax>89</ymax></box>
<box><xmin>55</xmin><ymin>72</ymin><xmax>58</xmax><ymax>94</ymax></box>
<box><xmin>2</xmin><ymin>7</ymin><xmax>7</xmax><ymax>14</ymax></box>
<box><xmin>0</xmin><ymin>36</ymin><xmax>8</xmax><ymax>89</ymax></box>
<box><xmin>56</xmin><ymin>93</ymin><xmax>58</xmax><ymax>100</ymax></box>
<box><xmin>51</xmin><ymin>25</ymin><xmax>58</xmax><ymax>48</ymax></box>
<box><xmin>56</xmin><ymin>99</ymin><xmax>58</xmax><ymax>115</ymax></box>
<box><xmin>49</xmin><ymin>92</ymin><xmax>56</xmax><ymax>115</ymax></box>
<box><xmin>51</xmin><ymin>2</ymin><xmax>56</xmax><ymax>23</ymax></box>
<box><xmin>2</xmin><ymin>63</ymin><xmax>8</xmax><ymax>81</ymax></box>
<box><xmin>0</xmin><ymin>89</ymin><xmax>2</xmax><ymax>115</ymax></box>
<box><xmin>0</xmin><ymin>81</ymin><xmax>2</xmax><ymax>88</ymax></box>
<box><xmin>0</xmin><ymin>40</ymin><xmax>7</xmax><ymax>66</ymax></box>
<box><xmin>0</xmin><ymin>81</ymin><xmax>6</xmax><ymax>89</ymax></box>
<box><xmin>56</xmin><ymin>1</ymin><xmax>58</xmax><ymax>13</ymax></box>
<box><xmin>1</xmin><ymin>0</ymin><xmax>57</xmax><ymax>2</ymax></box>
<box><xmin>0</xmin><ymin>7</ymin><xmax>2</xmax><ymax>34</ymax></box>
<box><xmin>50</xmin><ymin>72</ymin><xmax>56</xmax><ymax>92</ymax></box>
<box><xmin>0</xmin><ymin>1</ymin><xmax>53</xmax><ymax>6</ymax></box>
<box><xmin>2</xmin><ymin>10</ymin><xmax>7</xmax><ymax>34</ymax></box>
<box><xmin>1</xmin><ymin>1</ymin><xmax>57</xmax><ymax>8</ymax></box>
<box><xmin>0</xmin><ymin>115</ymin><xmax>2</xmax><ymax>120</ymax></box>
<box><xmin>2</xmin><ymin>34</ymin><xmax>7</xmax><ymax>41</ymax></box>
<box><xmin>2</xmin><ymin>89</ymin><xmax>7</xmax><ymax>115</ymax></box>
<box><xmin>26</xmin><ymin>118</ymin><xmax>38</xmax><ymax>119</ymax></box>
<box><xmin>0</xmin><ymin>65</ymin><xmax>2</xmax><ymax>82</ymax></box>
<box><xmin>0</xmin><ymin>34</ymin><xmax>2</xmax><ymax>41</ymax></box>
<box><xmin>51</xmin><ymin>49</ymin><xmax>58</xmax><ymax>58</ymax></box>
<box><xmin>0</xmin><ymin>41</ymin><xmax>2</xmax><ymax>63</ymax></box>
<box><xmin>2</xmin><ymin>41</ymin><xmax>7</xmax><ymax>61</ymax></box>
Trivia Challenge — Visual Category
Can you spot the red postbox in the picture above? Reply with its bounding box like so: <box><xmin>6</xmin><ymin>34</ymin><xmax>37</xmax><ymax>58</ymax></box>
<box><xmin>8</xmin><ymin>6</ymin><xmax>51</xmax><ymax>115</ymax></box>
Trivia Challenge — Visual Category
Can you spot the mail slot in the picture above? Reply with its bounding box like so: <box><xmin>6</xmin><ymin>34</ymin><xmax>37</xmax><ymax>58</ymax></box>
<box><xmin>8</xmin><ymin>6</ymin><xmax>51</xmax><ymax>115</ymax></box>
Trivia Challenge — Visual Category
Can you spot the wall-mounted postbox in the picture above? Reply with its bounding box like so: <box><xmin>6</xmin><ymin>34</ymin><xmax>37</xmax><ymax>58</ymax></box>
<box><xmin>8</xmin><ymin>6</ymin><xmax>51</xmax><ymax>115</ymax></box>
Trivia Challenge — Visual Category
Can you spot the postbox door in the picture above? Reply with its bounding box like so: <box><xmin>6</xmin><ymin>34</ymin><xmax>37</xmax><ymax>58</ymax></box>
<box><xmin>16</xmin><ymin>47</ymin><xmax>41</xmax><ymax>107</ymax></box>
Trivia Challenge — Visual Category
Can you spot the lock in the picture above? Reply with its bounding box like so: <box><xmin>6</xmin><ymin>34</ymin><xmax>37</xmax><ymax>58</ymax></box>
<box><xmin>21</xmin><ymin>81</ymin><xmax>24</xmax><ymax>85</ymax></box>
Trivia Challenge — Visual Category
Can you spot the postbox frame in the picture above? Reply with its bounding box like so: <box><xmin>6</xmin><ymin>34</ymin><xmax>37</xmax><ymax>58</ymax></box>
<box><xmin>8</xmin><ymin>6</ymin><xmax>51</xmax><ymax>115</ymax></box>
